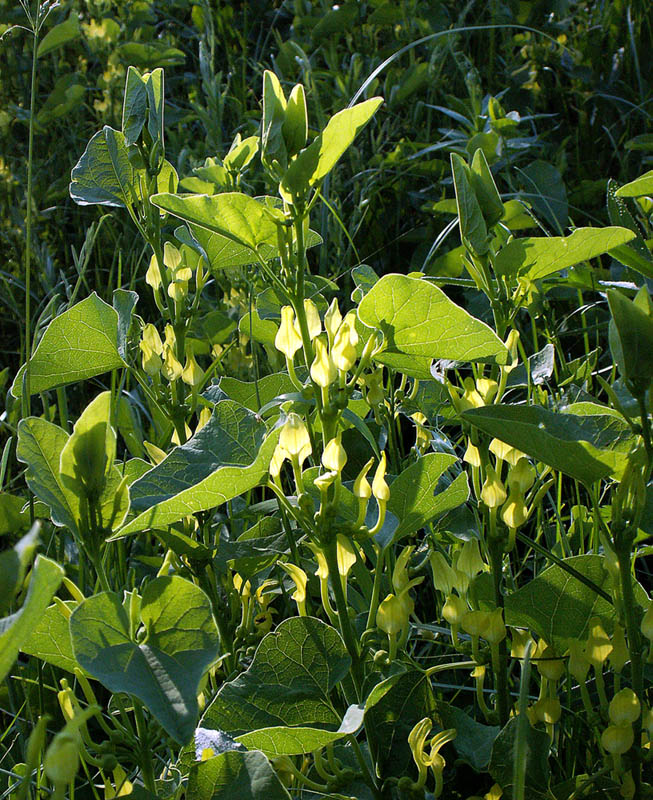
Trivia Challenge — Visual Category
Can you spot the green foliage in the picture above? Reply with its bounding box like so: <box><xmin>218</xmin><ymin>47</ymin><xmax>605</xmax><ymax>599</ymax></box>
<box><xmin>2</xmin><ymin>4</ymin><xmax>653</xmax><ymax>799</ymax></box>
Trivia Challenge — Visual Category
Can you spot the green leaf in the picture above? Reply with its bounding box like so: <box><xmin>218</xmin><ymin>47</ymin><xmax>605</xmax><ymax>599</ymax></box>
<box><xmin>0</xmin><ymin>555</ymin><xmax>64</xmax><ymax>683</ymax></box>
<box><xmin>388</xmin><ymin>454</ymin><xmax>469</xmax><ymax>542</ymax></box>
<box><xmin>494</xmin><ymin>227</ymin><xmax>635</xmax><ymax>280</ymax></box>
<box><xmin>505</xmin><ymin>555</ymin><xmax>624</xmax><ymax>650</ymax></box>
<box><xmin>470</xmin><ymin>148</ymin><xmax>504</xmax><ymax>228</ymax></box>
<box><xmin>236</xmin><ymin>723</ymin><xmax>349</xmax><ymax>757</ymax></box>
<box><xmin>113</xmin><ymin>289</ymin><xmax>139</xmax><ymax>361</ymax></box>
<box><xmin>70</xmin><ymin>126</ymin><xmax>141</xmax><ymax>208</ymax></box>
<box><xmin>211</xmin><ymin>374</ymin><xmax>296</xmax><ymax>412</ymax></box>
<box><xmin>202</xmin><ymin>617</ymin><xmax>349</xmax><ymax>734</ymax></box>
<box><xmin>22</xmin><ymin>601</ymin><xmax>81</xmax><ymax>674</ymax></box>
<box><xmin>115</xmin><ymin>42</ymin><xmax>185</xmax><ymax>69</ymax></box>
<box><xmin>451</xmin><ymin>153</ymin><xmax>488</xmax><ymax>255</ymax></box>
<box><xmin>463</xmin><ymin>405</ymin><xmax>627</xmax><ymax>484</ymax></box>
<box><xmin>615</xmin><ymin>169</ymin><xmax>653</xmax><ymax>197</ymax></box>
<box><xmin>37</xmin><ymin>16</ymin><xmax>80</xmax><ymax>58</ymax></box>
<box><xmin>607</xmin><ymin>288</ymin><xmax>653</xmax><ymax>396</ymax></box>
<box><xmin>281</xmin><ymin>98</ymin><xmax>383</xmax><ymax>200</ymax></box>
<box><xmin>151</xmin><ymin>193</ymin><xmax>278</xmax><ymax>254</ymax></box>
<box><xmin>122</xmin><ymin>66</ymin><xmax>148</xmax><ymax>145</ymax></box>
<box><xmin>70</xmin><ymin>576</ymin><xmax>220</xmax><ymax>744</ymax></box>
<box><xmin>129</xmin><ymin>401</ymin><xmax>267</xmax><ymax>510</ymax></box>
<box><xmin>12</xmin><ymin>294</ymin><xmax>125</xmax><ymax>398</ymax></box>
<box><xmin>60</xmin><ymin>392</ymin><xmax>116</xmax><ymax>500</ymax></box>
<box><xmin>363</xmin><ymin>669</ymin><xmax>436</xmax><ymax>781</ymax></box>
<box><xmin>144</xmin><ymin>68</ymin><xmax>164</xmax><ymax>145</ymax></box>
<box><xmin>489</xmin><ymin>717</ymin><xmax>551</xmax><ymax>799</ymax></box>
<box><xmin>188</xmin><ymin>750</ymin><xmax>290</xmax><ymax>800</ymax></box>
<box><xmin>16</xmin><ymin>419</ymin><xmax>80</xmax><ymax>535</ymax></box>
<box><xmin>437</xmin><ymin>703</ymin><xmax>499</xmax><ymax>772</ymax></box>
<box><xmin>114</xmin><ymin>424</ymin><xmax>279</xmax><ymax>538</ymax></box>
<box><xmin>519</xmin><ymin>160</ymin><xmax>567</xmax><ymax>233</ymax></box>
<box><xmin>357</xmin><ymin>274</ymin><xmax>508</xmax><ymax>374</ymax></box>
<box><xmin>261</xmin><ymin>70</ymin><xmax>288</xmax><ymax>177</ymax></box>
<box><xmin>0</xmin><ymin>525</ymin><xmax>40</xmax><ymax>614</ymax></box>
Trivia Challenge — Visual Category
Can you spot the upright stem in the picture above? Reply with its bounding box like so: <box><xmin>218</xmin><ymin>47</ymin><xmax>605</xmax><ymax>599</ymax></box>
<box><xmin>615</xmin><ymin>540</ymin><xmax>644</xmax><ymax>798</ymax></box>
<box><xmin>324</xmin><ymin>537</ymin><xmax>362</xmax><ymax>699</ymax></box>
<box><xmin>133</xmin><ymin>700</ymin><xmax>156</xmax><ymax>793</ymax></box>
<box><xmin>22</xmin><ymin>7</ymin><xmax>40</xmax><ymax>416</ymax></box>
<box><xmin>488</xmin><ymin>536</ymin><xmax>510</xmax><ymax>726</ymax></box>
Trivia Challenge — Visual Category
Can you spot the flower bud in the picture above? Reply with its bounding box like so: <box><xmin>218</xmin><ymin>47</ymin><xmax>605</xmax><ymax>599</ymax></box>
<box><xmin>336</xmin><ymin>534</ymin><xmax>357</xmax><ymax>580</ymax></box>
<box><xmin>567</xmin><ymin>640</ymin><xmax>590</xmax><ymax>682</ymax></box>
<box><xmin>609</xmin><ymin>688</ymin><xmax>640</xmax><ymax>726</ymax></box>
<box><xmin>145</xmin><ymin>254</ymin><xmax>163</xmax><ymax>290</ymax></box>
<box><xmin>609</xmin><ymin>624</ymin><xmax>629</xmax><ymax>673</ymax></box>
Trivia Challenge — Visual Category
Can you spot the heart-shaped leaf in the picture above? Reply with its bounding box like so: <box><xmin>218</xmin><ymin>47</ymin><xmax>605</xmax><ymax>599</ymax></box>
<box><xmin>70</xmin><ymin>576</ymin><xmax>220</xmax><ymax>744</ymax></box>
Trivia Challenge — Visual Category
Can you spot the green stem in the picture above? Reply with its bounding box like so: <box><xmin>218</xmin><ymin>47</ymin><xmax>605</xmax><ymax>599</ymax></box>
<box><xmin>133</xmin><ymin>700</ymin><xmax>156</xmax><ymax>793</ymax></box>
<box><xmin>22</xmin><ymin>5</ymin><xmax>40</xmax><ymax>417</ymax></box>
<box><xmin>324</xmin><ymin>536</ymin><xmax>362</xmax><ymax>699</ymax></box>
<box><xmin>365</xmin><ymin>546</ymin><xmax>385</xmax><ymax>631</ymax></box>
<box><xmin>615</xmin><ymin>540</ymin><xmax>644</xmax><ymax>798</ymax></box>
<box><xmin>488</xmin><ymin>536</ymin><xmax>510</xmax><ymax>726</ymax></box>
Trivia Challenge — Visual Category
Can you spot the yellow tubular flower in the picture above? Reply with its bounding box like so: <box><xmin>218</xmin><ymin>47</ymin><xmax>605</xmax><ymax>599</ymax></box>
<box><xmin>336</xmin><ymin>534</ymin><xmax>357</xmax><ymax>586</ymax></box>
<box><xmin>275</xmin><ymin>306</ymin><xmax>303</xmax><ymax>360</ymax></box>
<box><xmin>161</xmin><ymin>345</ymin><xmax>183</xmax><ymax>382</ymax></box>
<box><xmin>476</xmin><ymin>377</ymin><xmax>498</xmax><ymax>404</ymax></box>
<box><xmin>586</xmin><ymin>618</ymin><xmax>613</xmax><ymax>668</ymax></box>
<box><xmin>508</xmin><ymin>457</ymin><xmax>536</xmax><ymax>492</ymax></box>
<box><xmin>139</xmin><ymin>340</ymin><xmax>162</xmax><ymax>376</ymax></box>
<box><xmin>429</xmin><ymin>551</ymin><xmax>458</xmax><ymax>597</ymax></box>
<box><xmin>601</xmin><ymin>724</ymin><xmax>634</xmax><ymax>755</ymax></box>
<box><xmin>280</xmin><ymin>562</ymin><xmax>308</xmax><ymax>616</ymax></box>
<box><xmin>489</xmin><ymin>437</ymin><xmax>526</xmax><ymax>466</ymax></box>
<box><xmin>331</xmin><ymin>321</ymin><xmax>357</xmax><ymax>372</ymax></box>
<box><xmin>302</xmin><ymin>298</ymin><xmax>321</xmax><ymax>340</ymax></box>
<box><xmin>322</xmin><ymin>437</ymin><xmax>347</xmax><ymax>473</ymax></box>
<box><xmin>310</xmin><ymin>335</ymin><xmax>336</xmax><ymax>388</ymax></box>
<box><xmin>459</xmin><ymin>377</ymin><xmax>484</xmax><ymax>410</ymax></box>
<box><xmin>279</xmin><ymin>413</ymin><xmax>312</xmax><ymax>467</ymax></box>
<box><xmin>455</xmin><ymin>540</ymin><xmax>486</xmax><ymax>580</ymax></box>
<box><xmin>484</xmin><ymin>608</ymin><xmax>506</xmax><ymax>645</ymax></box>
<box><xmin>442</xmin><ymin>593</ymin><xmax>467</xmax><ymax>626</ymax></box>
<box><xmin>145</xmin><ymin>253</ymin><xmax>163</xmax><ymax>290</ymax></box>
<box><xmin>501</xmin><ymin>488</ymin><xmax>529</xmax><ymax>529</ymax></box>
<box><xmin>463</xmin><ymin>440</ymin><xmax>482</xmax><ymax>467</ymax></box>
<box><xmin>481</xmin><ymin>464</ymin><xmax>507</xmax><ymax>508</ymax></box>
<box><xmin>372</xmin><ymin>452</ymin><xmax>390</xmax><ymax>502</ymax></box>
<box><xmin>369</xmin><ymin>452</ymin><xmax>390</xmax><ymax>534</ymax></box>
<box><xmin>182</xmin><ymin>352</ymin><xmax>203</xmax><ymax>387</ymax></box>
<box><xmin>324</xmin><ymin>298</ymin><xmax>342</xmax><ymax>346</ymax></box>
<box><xmin>142</xmin><ymin>323</ymin><xmax>163</xmax><ymax>354</ymax></box>
<box><xmin>609</xmin><ymin>689</ymin><xmax>641</xmax><ymax>726</ymax></box>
